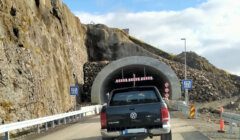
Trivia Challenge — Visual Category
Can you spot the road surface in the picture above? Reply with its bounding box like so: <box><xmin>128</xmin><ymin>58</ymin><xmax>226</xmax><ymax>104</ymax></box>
<box><xmin>30</xmin><ymin>112</ymin><xmax>210</xmax><ymax>140</ymax></box>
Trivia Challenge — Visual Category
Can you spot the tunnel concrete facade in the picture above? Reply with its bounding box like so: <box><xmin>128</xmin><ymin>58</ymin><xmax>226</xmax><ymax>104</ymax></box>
<box><xmin>91</xmin><ymin>56</ymin><xmax>181</xmax><ymax>104</ymax></box>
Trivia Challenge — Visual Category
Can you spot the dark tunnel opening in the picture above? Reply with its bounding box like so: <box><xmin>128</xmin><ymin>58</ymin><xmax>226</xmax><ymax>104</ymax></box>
<box><xmin>101</xmin><ymin>65</ymin><xmax>171</xmax><ymax>102</ymax></box>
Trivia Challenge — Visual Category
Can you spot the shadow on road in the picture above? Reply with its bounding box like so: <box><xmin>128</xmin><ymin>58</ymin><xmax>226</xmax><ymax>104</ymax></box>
<box><xmin>76</xmin><ymin>116</ymin><xmax>100</xmax><ymax>124</ymax></box>
<box><xmin>72</xmin><ymin>136</ymin><xmax>101</xmax><ymax>140</ymax></box>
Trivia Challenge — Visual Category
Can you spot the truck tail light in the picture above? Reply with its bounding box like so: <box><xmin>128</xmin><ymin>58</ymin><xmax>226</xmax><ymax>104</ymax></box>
<box><xmin>161</xmin><ymin>107</ymin><xmax>169</xmax><ymax>123</ymax></box>
<box><xmin>100</xmin><ymin>112</ymin><xmax>107</xmax><ymax>129</ymax></box>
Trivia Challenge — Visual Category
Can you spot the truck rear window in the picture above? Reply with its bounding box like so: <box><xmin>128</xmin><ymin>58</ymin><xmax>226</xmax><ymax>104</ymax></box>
<box><xmin>110</xmin><ymin>90</ymin><xmax>160</xmax><ymax>106</ymax></box>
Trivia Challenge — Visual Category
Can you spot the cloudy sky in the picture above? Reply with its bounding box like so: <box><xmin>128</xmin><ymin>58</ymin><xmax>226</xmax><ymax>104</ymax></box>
<box><xmin>63</xmin><ymin>0</ymin><xmax>240</xmax><ymax>76</ymax></box>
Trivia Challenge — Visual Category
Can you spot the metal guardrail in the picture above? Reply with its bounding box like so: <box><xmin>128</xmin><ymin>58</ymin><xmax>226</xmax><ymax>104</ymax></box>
<box><xmin>0</xmin><ymin>105</ymin><xmax>102</xmax><ymax>140</ymax></box>
<box><xmin>173</xmin><ymin>101</ymin><xmax>189</xmax><ymax>116</ymax></box>
<box><xmin>222</xmin><ymin>112</ymin><xmax>240</xmax><ymax>135</ymax></box>
<box><xmin>222</xmin><ymin>112</ymin><xmax>240</xmax><ymax>124</ymax></box>
<box><xmin>173</xmin><ymin>101</ymin><xmax>198</xmax><ymax>118</ymax></box>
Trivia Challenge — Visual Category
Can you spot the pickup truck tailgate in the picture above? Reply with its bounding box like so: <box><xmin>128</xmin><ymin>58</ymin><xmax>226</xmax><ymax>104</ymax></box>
<box><xmin>106</xmin><ymin>103</ymin><xmax>162</xmax><ymax>131</ymax></box>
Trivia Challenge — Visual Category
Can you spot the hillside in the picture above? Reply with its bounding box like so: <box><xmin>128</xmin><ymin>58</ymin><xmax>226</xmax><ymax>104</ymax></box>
<box><xmin>0</xmin><ymin>0</ymin><xmax>239</xmax><ymax>124</ymax></box>
<box><xmin>84</xmin><ymin>24</ymin><xmax>240</xmax><ymax>103</ymax></box>
<box><xmin>174</xmin><ymin>51</ymin><xmax>225</xmax><ymax>75</ymax></box>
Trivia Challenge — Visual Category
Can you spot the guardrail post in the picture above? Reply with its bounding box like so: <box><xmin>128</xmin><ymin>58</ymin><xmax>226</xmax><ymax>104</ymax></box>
<box><xmin>51</xmin><ymin>121</ymin><xmax>55</xmax><ymax>128</ymax></box>
<box><xmin>58</xmin><ymin>119</ymin><xmax>61</xmax><ymax>125</ymax></box>
<box><xmin>182</xmin><ymin>106</ymin><xmax>188</xmax><ymax>117</ymax></box>
<box><xmin>45</xmin><ymin>122</ymin><xmax>48</xmax><ymax>131</ymax></box>
<box><xmin>228</xmin><ymin>122</ymin><xmax>233</xmax><ymax>134</ymax></box>
<box><xmin>95</xmin><ymin>107</ymin><xmax>97</xmax><ymax>114</ymax></box>
<box><xmin>37</xmin><ymin>124</ymin><xmax>41</xmax><ymax>133</ymax></box>
<box><xmin>72</xmin><ymin>116</ymin><xmax>75</xmax><ymax>122</ymax></box>
<box><xmin>66</xmin><ymin>117</ymin><xmax>68</xmax><ymax>123</ymax></box>
<box><xmin>238</xmin><ymin>125</ymin><xmax>240</xmax><ymax>139</ymax></box>
<box><xmin>72</xmin><ymin>116</ymin><xmax>74</xmax><ymax>122</ymax></box>
<box><xmin>4</xmin><ymin>132</ymin><xmax>10</xmax><ymax>140</ymax></box>
<box><xmin>63</xmin><ymin>118</ymin><xmax>66</xmax><ymax>124</ymax></box>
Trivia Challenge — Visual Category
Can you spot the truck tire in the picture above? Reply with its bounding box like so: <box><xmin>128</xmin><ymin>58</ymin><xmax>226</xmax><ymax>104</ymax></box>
<box><xmin>161</xmin><ymin>131</ymin><xmax>172</xmax><ymax>140</ymax></box>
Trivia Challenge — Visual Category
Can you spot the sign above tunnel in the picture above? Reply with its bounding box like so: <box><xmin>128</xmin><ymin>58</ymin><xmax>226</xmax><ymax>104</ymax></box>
<box><xmin>115</xmin><ymin>76</ymin><xmax>154</xmax><ymax>83</ymax></box>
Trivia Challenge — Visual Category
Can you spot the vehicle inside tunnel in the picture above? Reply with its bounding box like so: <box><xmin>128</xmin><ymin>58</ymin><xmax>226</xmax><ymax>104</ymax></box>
<box><xmin>102</xmin><ymin>65</ymin><xmax>171</xmax><ymax>102</ymax></box>
<box><xmin>91</xmin><ymin>56</ymin><xmax>181</xmax><ymax>104</ymax></box>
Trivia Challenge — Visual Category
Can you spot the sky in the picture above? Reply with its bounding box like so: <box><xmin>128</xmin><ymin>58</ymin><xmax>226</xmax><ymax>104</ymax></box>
<box><xmin>63</xmin><ymin>0</ymin><xmax>240</xmax><ymax>76</ymax></box>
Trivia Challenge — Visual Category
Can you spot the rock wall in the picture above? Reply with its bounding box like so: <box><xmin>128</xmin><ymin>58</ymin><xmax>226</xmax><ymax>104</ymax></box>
<box><xmin>0</xmin><ymin>0</ymin><xmax>88</xmax><ymax>123</ymax></box>
<box><xmin>86</xmin><ymin>24</ymin><xmax>157</xmax><ymax>61</ymax></box>
<box><xmin>83</xmin><ymin>59</ymin><xmax>240</xmax><ymax>103</ymax></box>
<box><xmin>163</xmin><ymin>59</ymin><xmax>240</xmax><ymax>102</ymax></box>
<box><xmin>83</xmin><ymin>61</ymin><xmax>109</xmax><ymax>102</ymax></box>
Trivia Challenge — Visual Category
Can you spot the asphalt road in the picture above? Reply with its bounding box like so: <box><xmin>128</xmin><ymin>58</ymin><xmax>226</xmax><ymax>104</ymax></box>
<box><xmin>31</xmin><ymin>114</ymin><xmax>210</xmax><ymax>140</ymax></box>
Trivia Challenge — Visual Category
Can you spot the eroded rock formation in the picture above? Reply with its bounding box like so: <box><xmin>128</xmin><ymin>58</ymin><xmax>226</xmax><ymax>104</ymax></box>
<box><xmin>0</xmin><ymin>0</ymin><xmax>87</xmax><ymax>123</ymax></box>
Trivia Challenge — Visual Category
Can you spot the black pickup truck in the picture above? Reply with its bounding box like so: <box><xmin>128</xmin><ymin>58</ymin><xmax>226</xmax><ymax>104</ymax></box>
<box><xmin>100</xmin><ymin>86</ymin><xmax>172</xmax><ymax>140</ymax></box>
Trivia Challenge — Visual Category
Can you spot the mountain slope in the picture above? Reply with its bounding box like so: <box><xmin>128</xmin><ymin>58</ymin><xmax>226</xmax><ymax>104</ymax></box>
<box><xmin>174</xmin><ymin>51</ymin><xmax>225</xmax><ymax>75</ymax></box>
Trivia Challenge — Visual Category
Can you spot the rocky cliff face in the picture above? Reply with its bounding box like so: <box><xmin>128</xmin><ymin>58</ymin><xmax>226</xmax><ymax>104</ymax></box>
<box><xmin>0</xmin><ymin>0</ymin><xmax>88</xmax><ymax>123</ymax></box>
<box><xmin>85</xmin><ymin>24</ymin><xmax>174</xmax><ymax>61</ymax></box>
<box><xmin>86</xmin><ymin>24</ymin><xmax>156</xmax><ymax>61</ymax></box>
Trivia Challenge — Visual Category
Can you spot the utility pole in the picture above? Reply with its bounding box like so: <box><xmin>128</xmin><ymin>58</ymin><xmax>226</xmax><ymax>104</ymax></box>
<box><xmin>181</xmin><ymin>38</ymin><xmax>188</xmax><ymax>105</ymax></box>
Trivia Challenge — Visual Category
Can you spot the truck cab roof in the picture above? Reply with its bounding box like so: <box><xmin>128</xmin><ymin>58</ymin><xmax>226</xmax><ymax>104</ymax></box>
<box><xmin>110</xmin><ymin>86</ymin><xmax>160</xmax><ymax>93</ymax></box>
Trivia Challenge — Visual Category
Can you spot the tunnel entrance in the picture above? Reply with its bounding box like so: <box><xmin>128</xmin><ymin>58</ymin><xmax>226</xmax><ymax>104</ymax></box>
<box><xmin>91</xmin><ymin>56</ymin><xmax>181</xmax><ymax>104</ymax></box>
<box><xmin>104</xmin><ymin>65</ymin><xmax>170</xmax><ymax>101</ymax></box>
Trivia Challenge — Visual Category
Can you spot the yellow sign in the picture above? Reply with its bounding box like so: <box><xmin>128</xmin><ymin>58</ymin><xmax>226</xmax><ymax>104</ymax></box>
<box><xmin>189</xmin><ymin>104</ymin><xmax>195</xmax><ymax>119</ymax></box>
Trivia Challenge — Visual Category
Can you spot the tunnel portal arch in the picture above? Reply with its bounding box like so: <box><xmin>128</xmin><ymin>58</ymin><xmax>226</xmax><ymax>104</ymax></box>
<box><xmin>91</xmin><ymin>56</ymin><xmax>181</xmax><ymax>104</ymax></box>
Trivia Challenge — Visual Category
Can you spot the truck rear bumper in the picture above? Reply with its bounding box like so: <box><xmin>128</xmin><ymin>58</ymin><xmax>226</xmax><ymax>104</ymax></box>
<box><xmin>101</xmin><ymin>123</ymin><xmax>171</xmax><ymax>138</ymax></box>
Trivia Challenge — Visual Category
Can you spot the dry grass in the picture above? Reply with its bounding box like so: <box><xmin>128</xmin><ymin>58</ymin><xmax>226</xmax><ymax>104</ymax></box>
<box><xmin>0</xmin><ymin>100</ymin><xmax>13</xmax><ymax>109</ymax></box>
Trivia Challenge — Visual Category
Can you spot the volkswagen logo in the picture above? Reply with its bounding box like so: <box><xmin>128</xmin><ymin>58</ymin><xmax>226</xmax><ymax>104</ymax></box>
<box><xmin>130</xmin><ymin>112</ymin><xmax>137</xmax><ymax>119</ymax></box>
